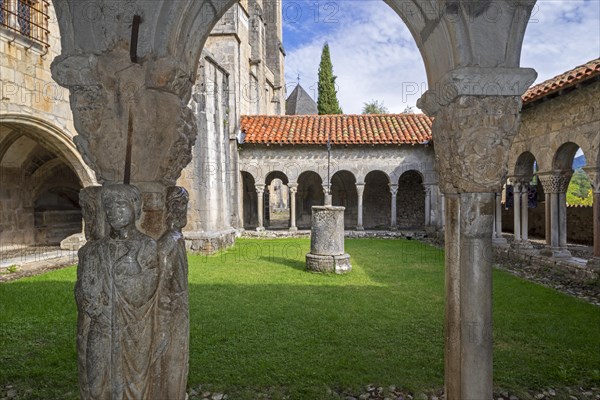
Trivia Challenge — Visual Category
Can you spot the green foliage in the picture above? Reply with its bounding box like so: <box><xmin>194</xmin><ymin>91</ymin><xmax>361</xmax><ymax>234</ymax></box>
<box><xmin>317</xmin><ymin>43</ymin><xmax>343</xmax><ymax>115</ymax></box>
<box><xmin>567</xmin><ymin>169</ymin><xmax>593</xmax><ymax>206</ymax></box>
<box><xmin>362</xmin><ymin>100</ymin><xmax>389</xmax><ymax>114</ymax></box>
<box><xmin>6</xmin><ymin>265</ymin><xmax>18</xmax><ymax>273</ymax></box>
<box><xmin>1</xmin><ymin>239</ymin><xmax>599</xmax><ymax>399</ymax></box>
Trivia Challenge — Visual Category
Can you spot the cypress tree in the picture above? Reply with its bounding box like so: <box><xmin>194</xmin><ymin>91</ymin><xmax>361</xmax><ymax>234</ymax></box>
<box><xmin>317</xmin><ymin>43</ymin><xmax>343</xmax><ymax>115</ymax></box>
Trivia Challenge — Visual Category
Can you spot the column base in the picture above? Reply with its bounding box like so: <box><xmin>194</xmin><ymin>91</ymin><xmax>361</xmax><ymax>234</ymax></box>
<box><xmin>587</xmin><ymin>257</ymin><xmax>600</xmax><ymax>271</ymax></box>
<box><xmin>289</xmin><ymin>227</ymin><xmax>298</xmax><ymax>232</ymax></box>
<box><xmin>540</xmin><ymin>246</ymin><xmax>571</xmax><ymax>259</ymax></box>
<box><xmin>390</xmin><ymin>226</ymin><xmax>398</xmax><ymax>231</ymax></box>
<box><xmin>492</xmin><ymin>236</ymin><xmax>508</xmax><ymax>247</ymax></box>
<box><xmin>356</xmin><ymin>226</ymin><xmax>364</xmax><ymax>231</ymax></box>
<box><xmin>306</xmin><ymin>253</ymin><xmax>352</xmax><ymax>274</ymax></box>
<box><xmin>256</xmin><ymin>227</ymin><xmax>265</xmax><ymax>232</ymax></box>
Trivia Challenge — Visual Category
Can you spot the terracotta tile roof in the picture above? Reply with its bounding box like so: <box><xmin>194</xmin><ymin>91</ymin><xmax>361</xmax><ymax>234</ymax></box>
<box><xmin>523</xmin><ymin>58</ymin><xmax>600</xmax><ymax>104</ymax></box>
<box><xmin>240</xmin><ymin>114</ymin><xmax>433</xmax><ymax>145</ymax></box>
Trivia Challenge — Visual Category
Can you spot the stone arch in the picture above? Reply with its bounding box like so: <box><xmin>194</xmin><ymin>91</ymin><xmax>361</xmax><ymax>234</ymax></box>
<box><xmin>397</xmin><ymin>170</ymin><xmax>426</xmax><ymax>229</ymax></box>
<box><xmin>364</xmin><ymin>170</ymin><xmax>391</xmax><ymax>229</ymax></box>
<box><xmin>514</xmin><ymin>151</ymin><xmax>538</xmax><ymax>178</ymax></box>
<box><xmin>0</xmin><ymin>115</ymin><xmax>95</xmax><ymax>186</ymax></box>
<box><xmin>296</xmin><ymin>171</ymin><xmax>324</xmax><ymax>229</ymax></box>
<box><xmin>0</xmin><ymin>116</ymin><xmax>94</xmax><ymax>246</ymax></box>
<box><xmin>264</xmin><ymin>171</ymin><xmax>290</xmax><ymax>229</ymax></box>
<box><xmin>240</xmin><ymin>171</ymin><xmax>258</xmax><ymax>229</ymax></box>
<box><xmin>331</xmin><ymin>170</ymin><xmax>358</xmax><ymax>229</ymax></box>
<box><xmin>553</xmin><ymin>142</ymin><xmax>581</xmax><ymax>172</ymax></box>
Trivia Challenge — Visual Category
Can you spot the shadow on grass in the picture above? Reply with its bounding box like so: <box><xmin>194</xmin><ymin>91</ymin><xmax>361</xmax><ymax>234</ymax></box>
<box><xmin>259</xmin><ymin>256</ymin><xmax>306</xmax><ymax>271</ymax></box>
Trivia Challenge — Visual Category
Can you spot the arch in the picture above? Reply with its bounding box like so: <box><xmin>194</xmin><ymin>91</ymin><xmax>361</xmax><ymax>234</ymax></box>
<box><xmin>514</xmin><ymin>151</ymin><xmax>537</xmax><ymax>178</ymax></box>
<box><xmin>397</xmin><ymin>170</ymin><xmax>425</xmax><ymax>229</ymax></box>
<box><xmin>553</xmin><ymin>142</ymin><xmax>581</xmax><ymax>172</ymax></box>
<box><xmin>240</xmin><ymin>171</ymin><xmax>258</xmax><ymax>229</ymax></box>
<box><xmin>364</xmin><ymin>170</ymin><xmax>391</xmax><ymax>229</ymax></box>
<box><xmin>296</xmin><ymin>171</ymin><xmax>324</xmax><ymax>229</ymax></box>
<box><xmin>265</xmin><ymin>170</ymin><xmax>289</xmax><ymax>186</ymax></box>
<box><xmin>331</xmin><ymin>170</ymin><xmax>358</xmax><ymax>229</ymax></box>
<box><xmin>0</xmin><ymin>114</ymin><xmax>95</xmax><ymax>186</ymax></box>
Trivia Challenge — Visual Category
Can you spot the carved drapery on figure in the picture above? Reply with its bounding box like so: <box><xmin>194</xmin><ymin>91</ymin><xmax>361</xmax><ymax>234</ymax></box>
<box><xmin>154</xmin><ymin>186</ymin><xmax>190</xmax><ymax>398</ymax></box>
<box><xmin>75</xmin><ymin>184</ymin><xmax>189</xmax><ymax>399</ymax></box>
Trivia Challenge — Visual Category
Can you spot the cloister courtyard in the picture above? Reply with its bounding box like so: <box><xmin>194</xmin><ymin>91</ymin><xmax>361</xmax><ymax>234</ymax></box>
<box><xmin>1</xmin><ymin>238</ymin><xmax>598</xmax><ymax>400</ymax></box>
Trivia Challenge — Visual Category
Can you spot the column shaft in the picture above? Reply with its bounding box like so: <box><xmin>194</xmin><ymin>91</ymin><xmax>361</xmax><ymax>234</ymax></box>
<box><xmin>356</xmin><ymin>184</ymin><xmax>365</xmax><ymax>230</ymax></box>
<box><xmin>550</xmin><ymin>193</ymin><xmax>560</xmax><ymax>249</ymax></box>
<box><xmin>558</xmin><ymin>192</ymin><xmax>568</xmax><ymax>250</ymax></box>
<box><xmin>391</xmin><ymin>194</ymin><xmax>398</xmax><ymax>230</ymax></box>
<box><xmin>256</xmin><ymin>189</ymin><xmax>265</xmax><ymax>231</ymax></box>
<box><xmin>521</xmin><ymin>186</ymin><xmax>529</xmax><ymax>241</ymax></box>
<box><xmin>513</xmin><ymin>184</ymin><xmax>521</xmax><ymax>242</ymax></box>
<box><xmin>425</xmin><ymin>187</ymin><xmax>432</xmax><ymax>226</ymax></box>
<box><xmin>545</xmin><ymin>193</ymin><xmax>551</xmax><ymax>246</ymax></box>
<box><xmin>289</xmin><ymin>187</ymin><xmax>297</xmax><ymax>231</ymax></box>
<box><xmin>495</xmin><ymin>193</ymin><xmax>503</xmax><ymax>238</ymax></box>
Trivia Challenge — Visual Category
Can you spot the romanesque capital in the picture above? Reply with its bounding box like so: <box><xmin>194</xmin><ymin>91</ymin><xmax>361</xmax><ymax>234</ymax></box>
<box><xmin>287</xmin><ymin>183</ymin><xmax>298</xmax><ymax>193</ymax></box>
<box><xmin>50</xmin><ymin>49</ymin><xmax>197</xmax><ymax>186</ymax></box>
<box><xmin>538</xmin><ymin>171</ymin><xmax>573</xmax><ymax>194</ymax></box>
<box><xmin>255</xmin><ymin>184</ymin><xmax>265</xmax><ymax>195</ymax></box>
<box><xmin>389</xmin><ymin>184</ymin><xmax>399</xmax><ymax>196</ymax></box>
<box><xmin>432</xmin><ymin>95</ymin><xmax>523</xmax><ymax>194</ymax></box>
<box><xmin>355</xmin><ymin>183</ymin><xmax>365</xmax><ymax>196</ymax></box>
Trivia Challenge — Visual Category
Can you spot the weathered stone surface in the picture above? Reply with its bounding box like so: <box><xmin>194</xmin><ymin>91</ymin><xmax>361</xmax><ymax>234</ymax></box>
<box><xmin>310</xmin><ymin>206</ymin><xmax>345</xmax><ymax>256</ymax></box>
<box><xmin>432</xmin><ymin>95</ymin><xmax>523</xmax><ymax>194</ymax></box>
<box><xmin>305</xmin><ymin>253</ymin><xmax>351</xmax><ymax>274</ymax></box>
<box><xmin>75</xmin><ymin>185</ymin><xmax>160</xmax><ymax>399</ymax></box>
<box><xmin>154</xmin><ymin>187</ymin><xmax>190</xmax><ymax>398</ymax></box>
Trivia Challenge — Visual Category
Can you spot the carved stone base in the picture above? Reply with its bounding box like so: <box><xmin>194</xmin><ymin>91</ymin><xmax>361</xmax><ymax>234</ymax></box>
<box><xmin>256</xmin><ymin>227</ymin><xmax>265</xmax><ymax>232</ymax></box>
<box><xmin>356</xmin><ymin>226</ymin><xmax>365</xmax><ymax>231</ymax></box>
<box><xmin>289</xmin><ymin>227</ymin><xmax>298</xmax><ymax>232</ymax></box>
<box><xmin>184</xmin><ymin>229</ymin><xmax>236</xmax><ymax>255</ymax></box>
<box><xmin>492</xmin><ymin>237</ymin><xmax>508</xmax><ymax>247</ymax></box>
<box><xmin>306</xmin><ymin>253</ymin><xmax>352</xmax><ymax>274</ymax></box>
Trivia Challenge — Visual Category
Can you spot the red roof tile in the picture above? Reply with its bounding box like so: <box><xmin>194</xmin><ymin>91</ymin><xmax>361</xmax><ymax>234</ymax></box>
<box><xmin>523</xmin><ymin>58</ymin><xmax>600</xmax><ymax>104</ymax></box>
<box><xmin>240</xmin><ymin>114</ymin><xmax>433</xmax><ymax>145</ymax></box>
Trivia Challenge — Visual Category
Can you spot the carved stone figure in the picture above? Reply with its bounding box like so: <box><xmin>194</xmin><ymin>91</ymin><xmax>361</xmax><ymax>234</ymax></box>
<box><xmin>154</xmin><ymin>186</ymin><xmax>190</xmax><ymax>399</ymax></box>
<box><xmin>75</xmin><ymin>184</ymin><xmax>159</xmax><ymax>399</ymax></box>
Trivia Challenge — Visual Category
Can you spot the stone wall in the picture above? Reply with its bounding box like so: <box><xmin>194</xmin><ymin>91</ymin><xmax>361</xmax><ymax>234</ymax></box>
<box><xmin>502</xmin><ymin>203</ymin><xmax>593</xmax><ymax>245</ymax></box>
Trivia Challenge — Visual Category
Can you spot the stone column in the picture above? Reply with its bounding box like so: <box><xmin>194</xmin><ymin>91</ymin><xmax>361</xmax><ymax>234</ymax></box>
<box><xmin>323</xmin><ymin>184</ymin><xmax>332</xmax><ymax>206</ymax></box>
<box><xmin>418</xmin><ymin>91</ymin><xmax>534</xmax><ymax>400</ymax></box>
<box><xmin>256</xmin><ymin>184</ymin><xmax>265</xmax><ymax>232</ymax></box>
<box><xmin>424</xmin><ymin>185</ymin><xmax>432</xmax><ymax>226</ymax></box>
<box><xmin>493</xmin><ymin>192</ymin><xmax>507</xmax><ymax>246</ymax></box>
<box><xmin>512</xmin><ymin>180</ymin><xmax>522</xmax><ymax>244</ymax></box>
<box><xmin>288</xmin><ymin>183</ymin><xmax>298</xmax><ymax>232</ymax></box>
<box><xmin>583</xmin><ymin>167</ymin><xmax>600</xmax><ymax>269</ymax></box>
<box><xmin>356</xmin><ymin>183</ymin><xmax>365</xmax><ymax>231</ymax></box>
<box><xmin>51</xmin><ymin>50</ymin><xmax>200</xmax><ymax>398</ymax></box>
<box><xmin>538</xmin><ymin>173</ymin><xmax>572</xmax><ymax>258</ymax></box>
<box><xmin>389</xmin><ymin>184</ymin><xmax>398</xmax><ymax>231</ymax></box>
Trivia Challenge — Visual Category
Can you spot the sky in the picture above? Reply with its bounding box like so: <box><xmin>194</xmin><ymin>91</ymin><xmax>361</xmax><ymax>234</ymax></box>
<box><xmin>282</xmin><ymin>0</ymin><xmax>600</xmax><ymax>115</ymax></box>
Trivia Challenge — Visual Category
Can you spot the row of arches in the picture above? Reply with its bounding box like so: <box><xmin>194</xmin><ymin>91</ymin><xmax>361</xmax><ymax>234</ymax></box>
<box><xmin>497</xmin><ymin>141</ymin><xmax>598</xmax><ymax>261</ymax></box>
<box><xmin>241</xmin><ymin>169</ymin><xmax>436</xmax><ymax>231</ymax></box>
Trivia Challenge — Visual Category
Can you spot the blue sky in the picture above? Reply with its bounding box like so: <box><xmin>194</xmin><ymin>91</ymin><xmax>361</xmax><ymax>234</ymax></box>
<box><xmin>282</xmin><ymin>0</ymin><xmax>600</xmax><ymax>114</ymax></box>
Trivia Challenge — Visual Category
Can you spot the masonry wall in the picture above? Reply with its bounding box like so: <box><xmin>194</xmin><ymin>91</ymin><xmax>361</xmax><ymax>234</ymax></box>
<box><xmin>502</xmin><ymin>204</ymin><xmax>593</xmax><ymax>245</ymax></box>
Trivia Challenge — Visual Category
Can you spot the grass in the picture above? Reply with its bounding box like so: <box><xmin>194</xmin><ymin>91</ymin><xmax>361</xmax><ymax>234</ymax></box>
<box><xmin>0</xmin><ymin>238</ymin><xmax>598</xmax><ymax>399</ymax></box>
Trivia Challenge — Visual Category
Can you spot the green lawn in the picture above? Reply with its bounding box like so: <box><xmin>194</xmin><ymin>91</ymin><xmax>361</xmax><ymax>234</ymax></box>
<box><xmin>0</xmin><ymin>238</ymin><xmax>598</xmax><ymax>399</ymax></box>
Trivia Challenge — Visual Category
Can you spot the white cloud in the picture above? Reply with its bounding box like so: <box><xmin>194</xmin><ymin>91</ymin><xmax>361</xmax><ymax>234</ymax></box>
<box><xmin>284</xmin><ymin>0</ymin><xmax>600</xmax><ymax>114</ymax></box>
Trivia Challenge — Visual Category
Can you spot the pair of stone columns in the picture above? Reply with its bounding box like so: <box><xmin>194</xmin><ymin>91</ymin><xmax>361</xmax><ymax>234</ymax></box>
<box><xmin>492</xmin><ymin>192</ymin><xmax>508</xmax><ymax>246</ymax></box>
<box><xmin>255</xmin><ymin>183</ymin><xmax>298</xmax><ymax>232</ymax></box>
<box><xmin>538</xmin><ymin>172</ymin><xmax>573</xmax><ymax>258</ymax></box>
<box><xmin>509</xmin><ymin>178</ymin><xmax>534</xmax><ymax>250</ymax></box>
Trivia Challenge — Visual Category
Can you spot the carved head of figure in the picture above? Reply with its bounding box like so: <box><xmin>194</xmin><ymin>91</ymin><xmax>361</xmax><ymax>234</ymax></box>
<box><xmin>165</xmin><ymin>186</ymin><xmax>189</xmax><ymax>231</ymax></box>
<box><xmin>101</xmin><ymin>185</ymin><xmax>142</xmax><ymax>231</ymax></box>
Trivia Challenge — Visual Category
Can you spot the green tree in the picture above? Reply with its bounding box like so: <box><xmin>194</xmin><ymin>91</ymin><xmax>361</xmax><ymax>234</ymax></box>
<box><xmin>566</xmin><ymin>169</ymin><xmax>593</xmax><ymax>206</ymax></box>
<box><xmin>362</xmin><ymin>100</ymin><xmax>389</xmax><ymax>114</ymax></box>
<box><xmin>317</xmin><ymin>43</ymin><xmax>343</xmax><ymax>115</ymax></box>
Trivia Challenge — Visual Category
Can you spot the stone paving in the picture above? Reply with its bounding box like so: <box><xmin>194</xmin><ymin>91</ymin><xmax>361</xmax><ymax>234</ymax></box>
<box><xmin>184</xmin><ymin>383</ymin><xmax>600</xmax><ymax>400</ymax></box>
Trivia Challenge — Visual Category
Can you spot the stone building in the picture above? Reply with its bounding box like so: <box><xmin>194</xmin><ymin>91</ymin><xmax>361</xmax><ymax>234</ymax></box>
<box><xmin>238</xmin><ymin>113</ymin><xmax>442</xmax><ymax>232</ymax></box>
<box><xmin>0</xmin><ymin>0</ymin><xmax>285</xmax><ymax>251</ymax></box>
<box><xmin>0</xmin><ymin>0</ymin><xmax>94</xmax><ymax>247</ymax></box>
<box><xmin>176</xmin><ymin>0</ymin><xmax>286</xmax><ymax>252</ymax></box>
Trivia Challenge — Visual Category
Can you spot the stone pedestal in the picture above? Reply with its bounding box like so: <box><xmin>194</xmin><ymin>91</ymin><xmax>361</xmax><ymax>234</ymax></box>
<box><xmin>306</xmin><ymin>206</ymin><xmax>351</xmax><ymax>274</ymax></box>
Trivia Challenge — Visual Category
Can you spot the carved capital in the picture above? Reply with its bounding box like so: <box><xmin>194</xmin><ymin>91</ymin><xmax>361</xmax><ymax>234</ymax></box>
<box><xmin>538</xmin><ymin>171</ymin><xmax>573</xmax><ymax>194</ymax></box>
<box><xmin>51</xmin><ymin>50</ymin><xmax>197</xmax><ymax>186</ymax></box>
<box><xmin>433</xmin><ymin>96</ymin><xmax>523</xmax><ymax>194</ymax></box>
<box><xmin>287</xmin><ymin>183</ymin><xmax>298</xmax><ymax>193</ymax></box>
<box><xmin>355</xmin><ymin>183</ymin><xmax>365</xmax><ymax>196</ymax></box>
<box><xmin>255</xmin><ymin>184</ymin><xmax>265</xmax><ymax>195</ymax></box>
<box><xmin>389</xmin><ymin>184</ymin><xmax>399</xmax><ymax>196</ymax></box>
